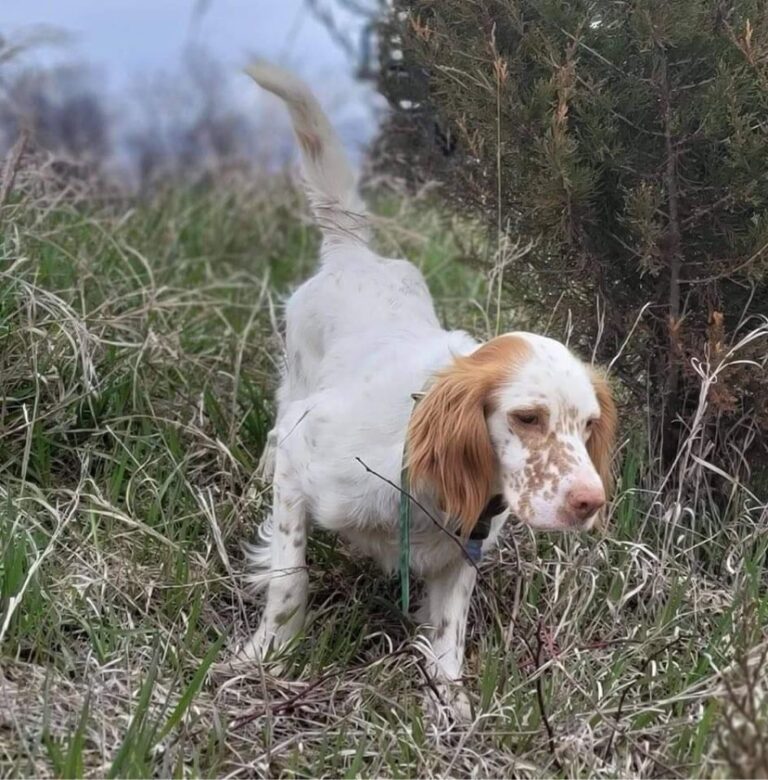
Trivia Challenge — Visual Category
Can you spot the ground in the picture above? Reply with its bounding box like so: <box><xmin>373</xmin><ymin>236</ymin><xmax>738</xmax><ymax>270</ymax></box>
<box><xmin>0</xmin><ymin>171</ymin><xmax>766</xmax><ymax>778</ymax></box>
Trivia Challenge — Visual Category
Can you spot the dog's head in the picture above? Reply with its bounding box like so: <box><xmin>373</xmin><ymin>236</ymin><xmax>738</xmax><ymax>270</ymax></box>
<box><xmin>408</xmin><ymin>333</ymin><xmax>617</xmax><ymax>534</ymax></box>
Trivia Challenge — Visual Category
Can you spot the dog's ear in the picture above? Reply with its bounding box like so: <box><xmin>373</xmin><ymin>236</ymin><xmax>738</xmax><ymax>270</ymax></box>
<box><xmin>587</xmin><ymin>369</ymin><xmax>618</xmax><ymax>499</ymax></box>
<box><xmin>408</xmin><ymin>336</ymin><xmax>528</xmax><ymax>535</ymax></box>
<box><xmin>408</xmin><ymin>367</ymin><xmax>495</xmax><ymax>535</ymax></box>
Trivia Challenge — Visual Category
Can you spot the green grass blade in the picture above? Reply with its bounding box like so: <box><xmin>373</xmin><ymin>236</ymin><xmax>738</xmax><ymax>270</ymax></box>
<box><xmin>157</xmin><ymin>634</ymin><xmax>225</xmax><ymax>742</ymax></box>
<box><xmin>61</xmin><ymin>693</ymin><xmax>90</xmax><ymax>779</ymax></box>
<box><xmin>108</xmin><ymin>645</ymin><xmax>161</xmax><ymax>779</ymax></box>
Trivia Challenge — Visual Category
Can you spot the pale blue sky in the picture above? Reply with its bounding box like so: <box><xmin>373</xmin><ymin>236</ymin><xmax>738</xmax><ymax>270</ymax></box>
<box><xmin>3</xmin><ymin>0</ymin><xmax>381</xmax><ymax>151</ymax></box>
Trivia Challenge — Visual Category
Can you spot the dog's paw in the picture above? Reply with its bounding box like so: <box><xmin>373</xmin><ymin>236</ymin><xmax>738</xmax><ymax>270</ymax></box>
<box><xmin>440</xmin><ymin>683</ymin><xmax>474</xmax><ymax>723</ymax></box>
<box><xmin>236</xmin><ymin>623</ymin><xmax>272</xmax><ymax>662</ymax></box>
<box><xmin>424</xmin><ymin>681</ymin><xmax>474</xmax><ymax>727</ymax></box>
<box><xmin>222</xmin><ymin>624</ymin><xmax>289</xmax><ymax>675</ymax></box>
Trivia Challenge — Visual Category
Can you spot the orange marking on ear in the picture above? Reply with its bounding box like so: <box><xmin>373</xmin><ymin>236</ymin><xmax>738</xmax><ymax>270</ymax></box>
<box><xmin>407</xmin><ymin>335</ymin><xmax>530</xmax><ymax>535</ymax></box>
<box><xmin>587</xmin><ymin>368</ymin><xmax>618</xmax><ymax>504</ymax></box>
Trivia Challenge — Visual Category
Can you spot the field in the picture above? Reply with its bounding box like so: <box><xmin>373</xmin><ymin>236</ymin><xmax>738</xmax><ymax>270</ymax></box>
<box><xmin>1</xmin><ymin>167</ymin><xmax>766</xmax><ymax>778</ymax></box>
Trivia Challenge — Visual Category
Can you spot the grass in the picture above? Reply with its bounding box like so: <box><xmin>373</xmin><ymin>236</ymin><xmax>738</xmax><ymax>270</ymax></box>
<box><xmin>0</xmin><ymin>164</ymin><xmax>766</xmax><ymax>778</ymax></box>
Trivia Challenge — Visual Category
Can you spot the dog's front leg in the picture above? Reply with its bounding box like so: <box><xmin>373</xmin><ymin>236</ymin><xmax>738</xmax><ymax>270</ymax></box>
<box><xmin>422</xmin><ymin>561</ymin><xmax>477</xmax><ymax>720</ymax></box>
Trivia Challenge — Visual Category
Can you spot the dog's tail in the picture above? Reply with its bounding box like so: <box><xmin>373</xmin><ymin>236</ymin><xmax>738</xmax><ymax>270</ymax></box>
<box><xmin>246</xmin><ymin>61</ymin><xmax>370</xmax><ymax>247</ymax></box>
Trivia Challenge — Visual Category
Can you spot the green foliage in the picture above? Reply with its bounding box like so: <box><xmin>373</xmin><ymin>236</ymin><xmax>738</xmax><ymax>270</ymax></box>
<box><xmin>380</xmin><ymin>0</ymin><xmax>768</xmax><ymax>470</ymax></box>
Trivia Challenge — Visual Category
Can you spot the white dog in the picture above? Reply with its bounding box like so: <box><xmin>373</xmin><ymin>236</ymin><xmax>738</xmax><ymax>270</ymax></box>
<box><xmin>240</xmin><ymin>63</ymin><xmax>617</xmax><ymax>715</ymax></box>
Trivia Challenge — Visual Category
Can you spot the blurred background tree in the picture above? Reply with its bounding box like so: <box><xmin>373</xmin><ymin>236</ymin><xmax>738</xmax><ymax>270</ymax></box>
<box><xmin>373</xmin><ymin>0</ymin><xmax>768</xmax><ymax>481</ymax></box>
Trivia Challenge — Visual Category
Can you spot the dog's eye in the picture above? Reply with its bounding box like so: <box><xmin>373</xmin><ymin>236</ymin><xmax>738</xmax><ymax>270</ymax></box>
<box><xmin>512</xmin><ymin>411</ymin><xmax>540</xmax><ymax>427</ymax></box>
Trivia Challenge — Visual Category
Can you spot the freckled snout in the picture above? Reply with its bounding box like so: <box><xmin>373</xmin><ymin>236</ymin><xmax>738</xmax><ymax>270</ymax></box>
<box><xmin>566</xmin><ymin>483</ymin><xmax>605</xmax><ymax>522</ymax></box>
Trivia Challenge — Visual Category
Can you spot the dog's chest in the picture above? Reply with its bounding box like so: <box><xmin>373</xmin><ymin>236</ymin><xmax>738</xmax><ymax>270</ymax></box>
<box><xmin>333</xmin><ymin>510</ymin><xmax>509</xmax><ymax>578</ymax></box>
<box><xmin>338</xmin><ymin>519</ymin><xmax>464</xmax><ymax>576</ymax></box>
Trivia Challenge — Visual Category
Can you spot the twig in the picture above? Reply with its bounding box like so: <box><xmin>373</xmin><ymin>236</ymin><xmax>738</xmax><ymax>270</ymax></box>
<box><xmin>355</xmin><ymin>456</ymin><xmax>486</xmax><ymax>581</ymax></box>
<box><xmin>604</xmin><ymin>633</ymin><xmax>691</xmax><ymax>760</ymax></box>
<box><xmin>413</xmin><ymin>653</ymin><xmax>450</xmax><ymax>708</ymax></box>
<box><xmin>535</xmin><ymin>617</ymin><xmax>562</xmax><ymax>773</ymax></box>
<box><xmin>0</xmin><ymin>127</ymin><xmax>30</xmax><ymax>214</ymax></box>
<box><xmin>683</xmin><ymin>236</ymin><xmax>768</xmax><ymax>284</ymax></box>
<box><xmin>231</xmin><ymin>648</ymin><xmax>412</xmax><ymax>729</ymax></box>
<box><xmin>658</xmin><ymin>48</ymin><xmax>684</xmax><ymax>413</ymax></box>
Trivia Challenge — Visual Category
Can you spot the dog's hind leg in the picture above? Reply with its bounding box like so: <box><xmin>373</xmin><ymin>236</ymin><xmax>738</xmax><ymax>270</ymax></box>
<box><xmin>240</xmin><ymin>454</ymin><xmax>308</xmax><ymax>662</ymax></box>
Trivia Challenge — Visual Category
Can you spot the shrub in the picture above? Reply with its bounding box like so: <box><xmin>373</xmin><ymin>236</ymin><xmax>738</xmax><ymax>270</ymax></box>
<box><xmin>376</xmin><ymin>0</ymin><xmax>768</xmax><ymax>479</ymax></box>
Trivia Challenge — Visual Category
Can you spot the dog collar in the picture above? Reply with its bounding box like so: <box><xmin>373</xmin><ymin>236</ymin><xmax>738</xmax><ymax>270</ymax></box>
<box><xmin>462</xmin><ymin>493</ymin><xmax>506</xmax><ymax>562</ymax></box>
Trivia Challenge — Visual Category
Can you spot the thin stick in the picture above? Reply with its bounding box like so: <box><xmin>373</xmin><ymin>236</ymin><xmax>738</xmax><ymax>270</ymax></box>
<box><xmin>604</xmin><ymin>633</ymin><xmax>691</xmax><ymax>760</ymax></box>
<box><xmin>0</xmin><ymin>127</ymin><xmax>30</xmax><ymax>214</ymax></box>
<box><xmin>355</xmin><ymin>456</ymin><xmax>486</xmax><ymax>581</ymax></box>
<box><xmin>534</xmin><ymin>618</ymin><xmax>562</xmax><ymax>773</ymax></box>
<box><xmin>231</xmin><ymin>648</ymin><xmax>412</xmax><ymax>729</ymax></box>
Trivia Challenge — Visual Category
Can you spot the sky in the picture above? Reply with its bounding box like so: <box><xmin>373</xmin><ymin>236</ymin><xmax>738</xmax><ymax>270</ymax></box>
<box><xmin>2</xmin><ymin>0</ymin><xmax>382</xmax><ymax>155</ymax></box>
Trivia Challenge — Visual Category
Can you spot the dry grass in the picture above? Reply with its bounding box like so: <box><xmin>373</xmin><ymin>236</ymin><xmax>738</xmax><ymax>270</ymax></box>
<box><xmin>0</xmin><ymin>161</ymin><xmax>766</xmax><ymax>778</ymax></box>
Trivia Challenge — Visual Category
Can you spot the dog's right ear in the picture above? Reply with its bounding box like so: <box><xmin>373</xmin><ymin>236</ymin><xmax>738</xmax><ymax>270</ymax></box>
<box><xmin>407</xmin><ymin>336</ymin><xmax>529</xmax><ymax>535</ymax></box>
<box><xmin>587</xmin><ymin>368</ymin><xmax>618</xmax><ymax>499</ymax></box>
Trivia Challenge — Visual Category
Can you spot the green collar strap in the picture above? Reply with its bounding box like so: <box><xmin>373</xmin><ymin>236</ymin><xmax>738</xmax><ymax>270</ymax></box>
<box><xmin>398</xmin><ymin>391</ymin><xmax>424</xmax><ymax>614</ymax></box>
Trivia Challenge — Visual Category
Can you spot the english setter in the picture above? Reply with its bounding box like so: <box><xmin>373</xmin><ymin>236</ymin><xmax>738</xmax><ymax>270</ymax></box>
<box><xmin>240</xmin><ymin>63</ymin><xmax>617</xmax><ymax>716</ymax></box>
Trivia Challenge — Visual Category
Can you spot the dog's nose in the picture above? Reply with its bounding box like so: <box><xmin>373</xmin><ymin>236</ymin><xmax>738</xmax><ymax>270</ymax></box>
<box><xmin>566</xmin><ymin>485</ymin><xmax>605</xmax><ymax>522</ymax></box>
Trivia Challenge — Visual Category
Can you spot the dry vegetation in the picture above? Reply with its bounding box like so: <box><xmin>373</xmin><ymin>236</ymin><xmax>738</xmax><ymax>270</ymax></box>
<box><xmin>0</xmin><ymin>158</ymin><xmax>767</xmax><ymax>778</ymax></box>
